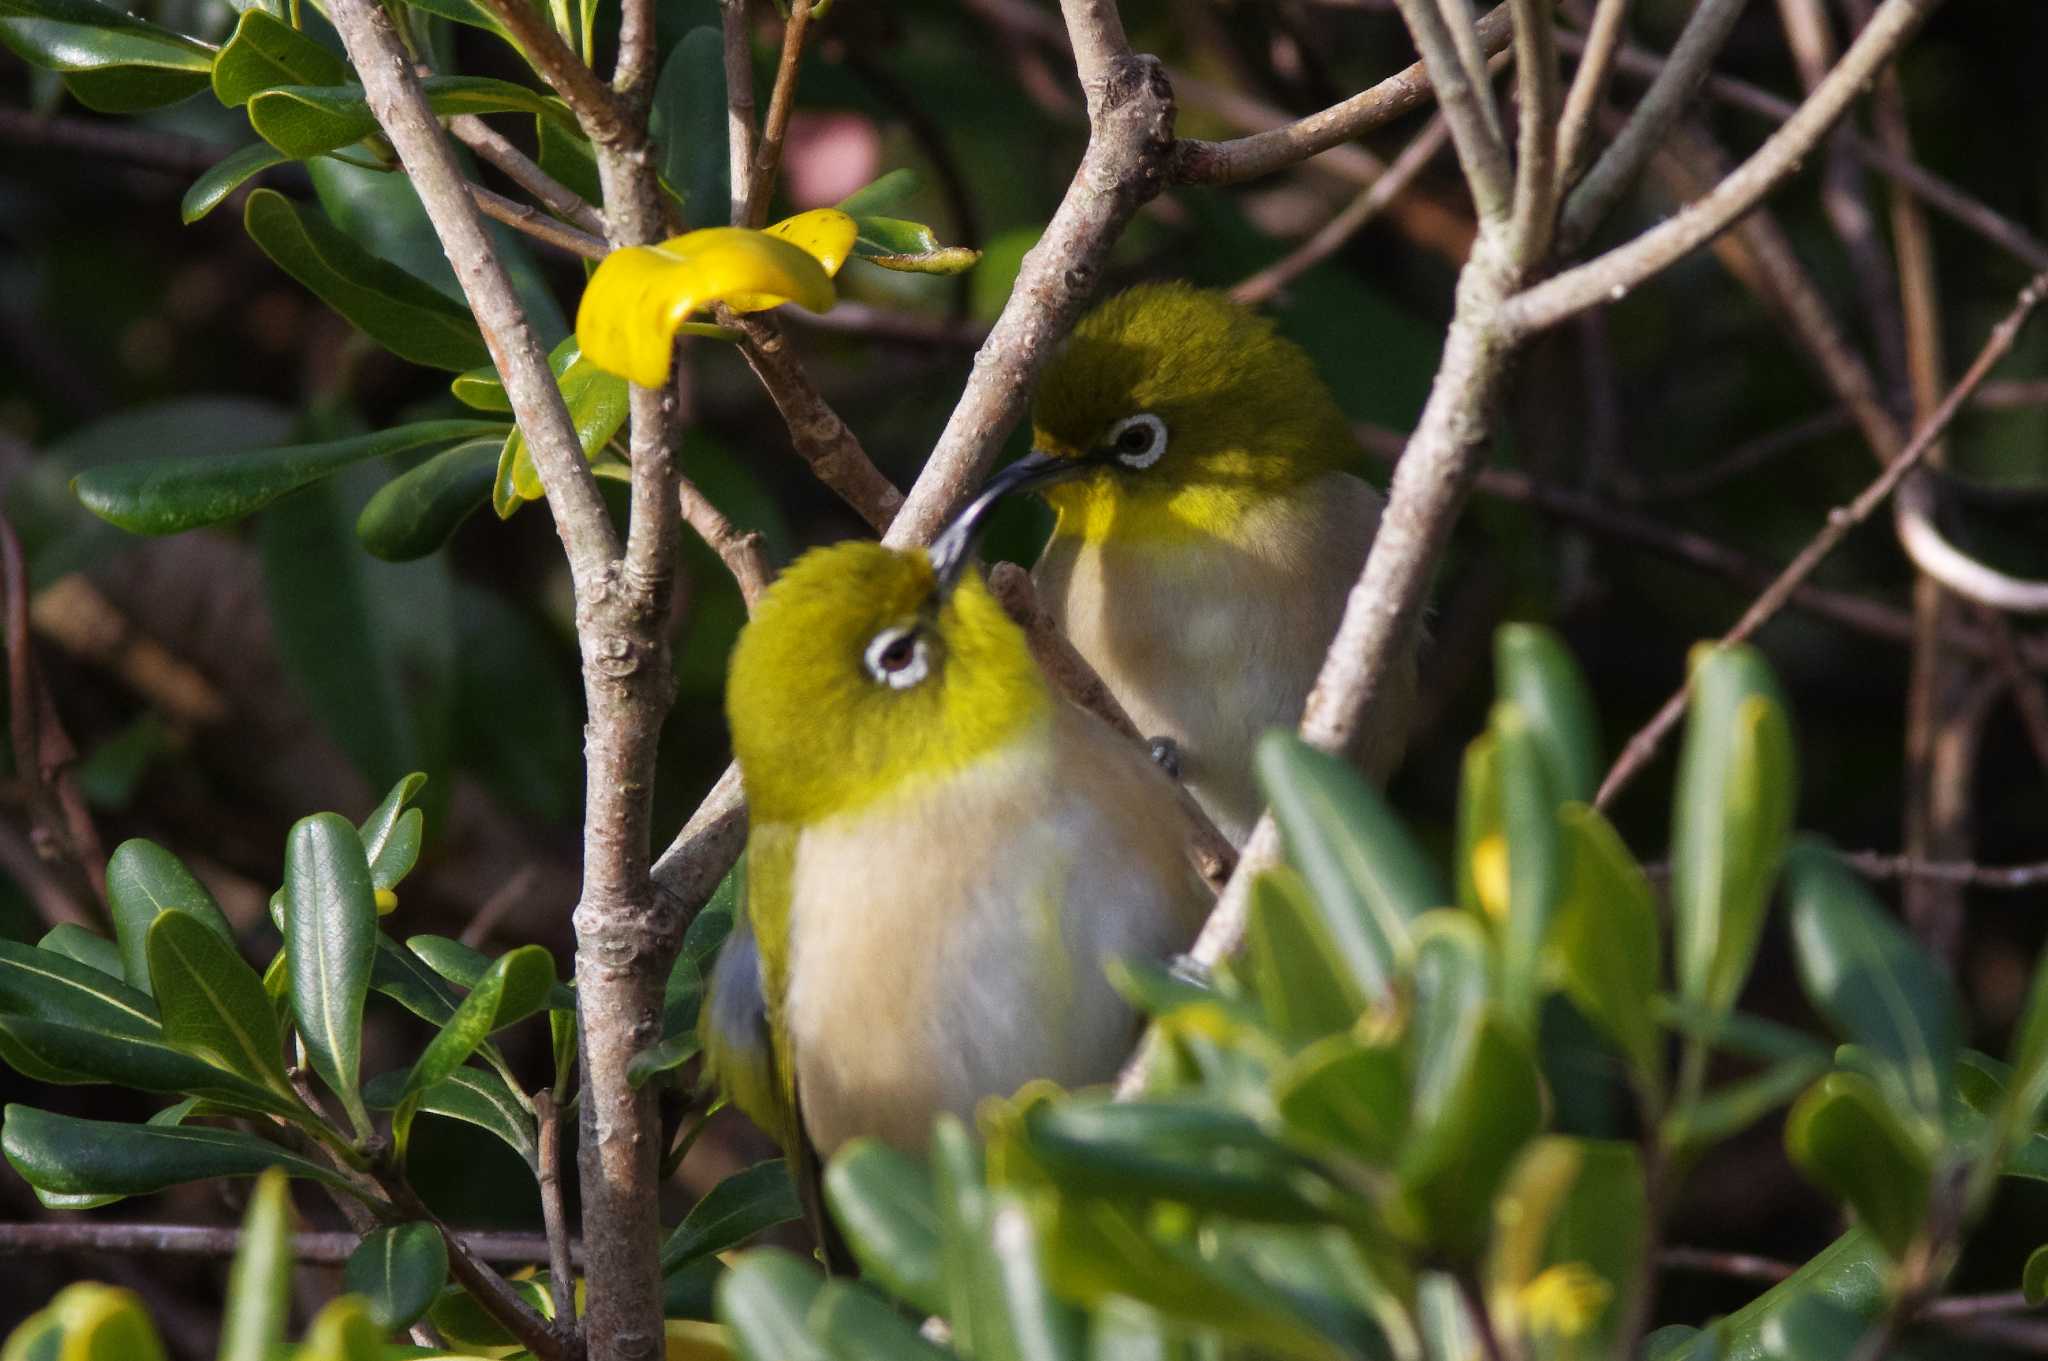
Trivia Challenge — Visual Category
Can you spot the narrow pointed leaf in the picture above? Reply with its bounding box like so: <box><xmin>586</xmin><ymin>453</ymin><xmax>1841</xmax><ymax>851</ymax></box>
<box><xmin>220</xmin><ymin>1167</ymin><xmax>293</xmax><ymax>1361</ymax></box>
<box><xmin>74</xmin><ymin>419</ymin><xmax>503</xmax><ymax>535</ymax></box>
<box><xmin>1550</xmin><ymin>804</ymin><xmax>1662</xmax><ymax>1102</ymax></box>
<box><xmin>104</xmin><ymin>838</ymin><xmax>232</xmax><ymax>993</ymax></box>
<box><xmin>1</xmin><ymin>1104</ymin><xmax>354</xmax><ymax>1196</ymax></box>
<box><xmin>824</xmin><ymin>1138</ymin><xmax>943</xmax><ymax>1314</ymax></box>
<box><xmin>181</xmin><ymin>143</ymin><xmax>290</xmax><ymax>224</ymax></box>
<box><xmin>1494</xmin><ymin>624</ymin><xmax>1599</xmax><ymax>804</ymax></box>
<box><xmin>285</xmin><ymin>812</ymin><xmax>378</xmax><ymax>1138</ymax></box>
<box><xmin>0</xmin><ymin>936</ymin><xmax>160</xmax><ymax>1035</ymax></box>
<box><xmin>1243</xmin><ymin>866</ymin><xmax>1359</xmax><ymax>1046</ymax></box>
<box><xmin>1256</xmin><ymin>731</ymin><xmax>1444</xmax><ymax>1005</ymax></box>
<box><xmin>662</xmin><ymin>1159</ymin><xmax>802</xmax><ymax>1273</ymax></box>
<box><xmin>364</xmin><ymin>1063</ymin><xmax>537</xmax><ymax>1169</ymax></box>
<box><xmin>346</xmin><ymin>1223</ymin><xmax>449</xmax><ymax>1330</ymax></box>
<box><xmin>0</xmin><ymin>1013</ymin><xmax>302</xmax><ymax>1116</ymax></box>
<box><xmin>243</xmin><ymin>190</ymin><xmax>490</xmax><ymax>371</ymax></box>
<box><xmin>147</xmin><ymin>909</ymin><xmax>292</xmax><ymax>1098</ymax></box>
<box><xmin>391</xmin><ymin>945</ymin><xmax>552</xmax><ymax>1155</ymax></box>
<box><xmin>406</xmin><ymin>935</ymin><xmax>572</xmax><ymax>1015</ymax></box>
<box><xmin>356</xmin><ymin>436</ymin><xmax>499</xmax><ymax>560</ymax></box>
<box><xmin>359</xmin><ymin>772</ymin><xmax>428</xmax><ymax>868</ymax></box>
<box><xmin>836</xmin><ymin>169</ymin><xmax>921</xmax><ymax>217</ymax></box>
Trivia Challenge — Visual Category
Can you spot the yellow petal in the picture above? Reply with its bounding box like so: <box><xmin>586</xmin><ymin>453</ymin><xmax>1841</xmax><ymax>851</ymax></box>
<box><xmin>1472</xmin><ymin>832</ymin><xmax>1510</xmax><ymax>923</ymax></box>
<box><xmin>1516</xmin><ymin>1262</ymin><xmax>1613</xmax><ymax>1339</ymax></box>
<box><xmin>763</xmin><ymin>207</ymin><xmax>858</xmax><ymax>279</ymax></box>
<box><xmin>576</xmin><ymin>227</ymin><xmax>838</xmax><ymax>387</ymax></box>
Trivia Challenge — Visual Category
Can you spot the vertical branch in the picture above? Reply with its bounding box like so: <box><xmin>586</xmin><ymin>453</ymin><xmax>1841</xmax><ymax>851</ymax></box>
<box><xmin>1507</xmin><ymin>0</ymin><xmax>1561</xmax><ymax>262</ymax></box>
<box><xmin>722</xmin><ymin>0</ymin><xmax>758</xmax><ymax>222</ymax></box>
<box><xmin>1554</xmin><ymin>0</ymin><xmax>1633</xmax><ymax>188</ymax></box>
<box><xmin>746</xmin><ymin>0</ymin><xmax>813</xmax><ymax>227</ymax></box>
<box><xmin>1389</xmin><ymin>0</ymin><xmax>1515</xmax><ymax>221</ymax></box>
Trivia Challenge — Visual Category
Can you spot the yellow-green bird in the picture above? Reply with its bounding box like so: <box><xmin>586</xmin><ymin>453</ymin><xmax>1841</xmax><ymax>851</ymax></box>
<box><xmin>699</xmin><ymin>504</ymin><xmax>1210</xmax><ymax>1221</ymax></box>
<box><xmin>969</xmin><ymin>283</ymin><xmax>1417</xmax><ymax>845</ymax></box>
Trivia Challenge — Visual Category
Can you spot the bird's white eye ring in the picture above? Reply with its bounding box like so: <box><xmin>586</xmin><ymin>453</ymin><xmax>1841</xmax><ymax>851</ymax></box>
<box><xmin>1106</xmin><ymin>413</ymin><xmax>1168</xmax><ymax>469</ymax></box>
<box><xmin>863</xmin><ymin>626</ymin><xmax>931</xmax><ymax>689</ymax></box>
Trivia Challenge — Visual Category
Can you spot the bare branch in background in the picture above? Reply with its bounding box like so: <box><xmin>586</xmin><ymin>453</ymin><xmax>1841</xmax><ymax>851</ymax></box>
<box><xmin>680</xmin><ymin>477</ymin><xmax>772</xmax><ymax>611</ymax></box>
<box><xmin>1554</xmin><ymin>0</ymin><xmax>1633</xmax><ymax>189</ymax></box>
<box><xmin>746</xmin><ymin>0</ymin><xmax>814</xmax><ymax>227</ymax></box>
<box><xmin>0</xmin><ymin>1222</ymin><xmax>582</xmax><ymax>1264</ymax></box>
<box><xmin>451</xmin><ymin>114</ymin><xmax>609</xmax><ymax>237</ymax></box>
<box><xmin>469</xmin><ymin>182</ymin><xmax>609</xmax><ymax>261</ymax></box>
<box><xmin>1388</xmin><ymin>0</ymin><xmax>1513</xmax><ymax>221</ymax></box>
<box><xmin>1506</xmin><ymin>0</ymin><xmax>1560</xmax><ymax>264</ymax></box>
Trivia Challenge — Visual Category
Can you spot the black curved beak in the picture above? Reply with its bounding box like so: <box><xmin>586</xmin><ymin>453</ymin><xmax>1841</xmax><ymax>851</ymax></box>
<box><xmin>928</xmin><ymin>448</ymin><xmax>1091</xmax><ymax>592</ymax></box>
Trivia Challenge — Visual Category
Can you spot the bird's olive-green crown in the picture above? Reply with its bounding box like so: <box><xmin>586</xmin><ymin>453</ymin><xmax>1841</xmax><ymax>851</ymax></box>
<box><xmin>1030</xmin><ymin>282</ymin><xmax>1358</xmax><ymax>543</ymax></box>
<box><xmin>727</xmin><ymin>541</ymin><xmax>1050</xmax><ymax>826</ymax></box>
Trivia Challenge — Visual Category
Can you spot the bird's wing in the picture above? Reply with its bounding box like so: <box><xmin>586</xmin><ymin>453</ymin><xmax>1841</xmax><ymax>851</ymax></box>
<box><xmin>697</xmin><ymin>826</ymin><xmax>850</xmax><ymax>1269</ymax></box>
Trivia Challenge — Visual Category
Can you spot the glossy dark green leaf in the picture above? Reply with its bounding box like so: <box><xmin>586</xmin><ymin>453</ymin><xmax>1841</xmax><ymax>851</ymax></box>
<box><xmin>346</xmin><ymin>1223</ymin><xmax>448</xmax><ymax>1330</ymax></box>
<box><xmin>824</xmin><ymin>1138</ymin><xmax>943</xmax><ymax>1314</ymax></box>
<box><xmin>715</xmin><ymin>1248</ymin><xmax>830</xmax><ymax>1361</ymax></box>
<box><xmin>363</xmin><ymin>1063</ymin><xmax>537</xmax><ymax>1170</ymax></box>
<box><xmin>536</xmin><ymin>113</ymin><xmax>602</xmax><ymax>210</ymax></box>
<box><xmin>105</xmin><ymin>838</ymin><xmax>232</xmax><ymax>994</ymax></box>
<box><xmin>1785</xmin><ymin>1071</ymin><xmax>1932</xmax><ymax>1259</ymax></box>
<box><xmin>285</xmin><ymin>812</ymin><xmax>378</xmax><ymax>1139</ymax></box>
<box><xmin>1758</xmin><ymin>1292</ymin><xmax>1872</xmax><ymax>1361</ymax></box>
<box><xmin>30</xmin><ymin>1097</ymin><xmax>195</xmax><ymax>1213</ymax></box>
<box><xmin>1</xmin><ymin>1104</ymin><xmax>353</xmax><ymax>1196</ymax></box>
<box><xmin>661</xmin><ymin>1158</ymin><xmax>802</xmax><ymax>1274</ymax></box>
<box><xmin>0</xmin><ymin>1011</ymin><xmax>303</xmax><ymax>1116</ymax></box>
<box><xmin>74</xmin><ymin>419</ymin><xmax>501</xmax><ymax>535</ymax></box>
<box><xmin>243</xmin><ymin>190</ymin><xmax>490</xmax><ymax>371</ymax></box>
<box><xmin>392</xmin><ymin>945</ymin><xmax>553</xmax><ymax>1156</ymax></box>
<box><xmin>355</xmin><ymin>436</ymin><xmax>499</xmax><ymax>561</ymax></box>
<box><xmin>650</xmin><ymin>27</ymin><xmax>729</xmax><ymax>229</ymax></box>
<box><xmin>402</xmin><ymin>0</ymin><xmax>509</xmax><ymax>38</ymax></box>
<box><xmin>181</xmin><ymin>143</ymin><xmax>291</xmax><ymax>224</ymax></box>
<box><xmin>835</xmin><ymin>168</ymin><xmax>920</xmax><ymax>217</ymax></box>
<box><xmin>1272</xmin><ymin>1031</ymin><xmax>1407</xmax><ymax>1166</ymax></box>
<box><xmin>147</xmin><ymin>910</ymin><xmax>292</xmax><ymax>1099</ymax></box>
<box><xmin>1256</xmin><ymin>731</ymin><xmax>1444</xmax><ymax>1006</ymax></box>
<box><xmin>1550</xmin><ymin>805</ymin><xmax>1662</xmax><ymax>1101</ymax></box>
<box><xmin>492</xmin><ymin>337</ymin><xmax>628</xmax><ymax>518</ymax></box>
<box><xmin>1494</xmin><ymin>624</ymin><xmax>1599</xmax><ymax>804</ymax></box>
<box><xmin>661</xmin><ymin>952</ymin><xmax>703</xmax><ymax>1042</ymax></box>
<box><xmin>406</xmin><ymin>935</ymin><xmax>572</xmax><ymax>1016</ymax></box>
<box><xmin>626</xmin><ymin>1032</ymin><xmax>699</xmax><ymax>1089</ymax></box>
<box><xmin>0</xmin><ymin>935</ymin><xmax>158</xmax><ymax>1035</ymax></box>
<box><xmin>250</xmin><ymin>77</ymin><xmax>569</xmax><ymax>160</ymax></box>
<box><xmin>849</xmin><ymin>215</ymin><xmax>981</xmax><ymax>273</ymax></box>
<box><xmin>359</xmin><ymin>772</ymin><xmax>427</xmax><ymax>874</ymax></box>
<box><xmin>2024</xmin><ymin>1244</ymin><xmax>2048</xmax><ymax>1307</ymax></box>
<box><xmin>60</xmin><ymin>62</ymin><xmax>209</xmax><ymax>111</ymax></box>
<box><xmin>220</xmin><ymin>1167</ymin><xmax>293</xmax><ymax>1361</ymax></box>
<box><xmin>34</xmin><ymin>924</ymin><xmax>122</xmax><ymax>979</ymax></box>
<box><xmin>1786</xmin><ymin>839</ymin><xmax>1959</xmax><ymax>1127</ymax></box>
<box><xmin>369</xmin><ymin>933</ymin><xmax>461</xmax><ymax>1025</ymax></box>
<box><xmin>1670</xmin><ymin>644</ymin><xmax>1795</xmax><ymax>1017</ymax></box>
<box><xmin>426</xmin><ymin>1277</ymin><xmax>553</xmax><ymax>1350</ymax></box>
<box><xmin>0</xmin><ymin>0</ymin><xmax>212</xmax><ymax>84</ymax></box>
<box><xmin>1244</xmin><ymin>866</ymin><xmax>1358</xmax><ymax>1047</ymax></box>
<box><xmin>210</xmin><ymin>9</ymin><xmax>346</xmax><ymax>107</ymax></box>
<box><xmin>1491</xmin><ymin>701</ymin><xmax>1563</xmax><ymax>1033</ymax></box>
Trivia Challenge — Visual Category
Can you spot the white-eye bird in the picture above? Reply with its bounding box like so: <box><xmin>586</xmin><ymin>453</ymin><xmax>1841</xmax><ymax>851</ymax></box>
<box><xmin>971</xmin><ymin>283</ymin><xmax>1418</xmax><ymax>846</ymax></box>
<box><xmin>698</xmin><ymin>501</ymin><xmax>1211</xmax><ymax>1221</ymax></box>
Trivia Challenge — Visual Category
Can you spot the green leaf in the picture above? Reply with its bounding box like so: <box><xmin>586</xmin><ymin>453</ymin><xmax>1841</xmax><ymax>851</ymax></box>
<box><xmin>297</xmin><ymin>1297</ymin><xmax>385</xmax><ymax>1361</ymax></box>
<box><xmin>1</xmin><ymin>1104</ymin><xmax>354</xmax><ymax>1196</ymax></box>
<box><xmin>181</xmin><ymin>143</ymin><xmax>291</xmax><ymax>224</ymax></box>
<box><xmin>836</xmin><ymin>169</ymin><xmax>921</xmax><ymax>218</ymax></box>
<box><xmin>0</xmin><ymin>936</ymin><xmax>157</xmax><ymax>1035</ymax></box>
<box><xmin>34</xmin><ymin>924</ymin><xmax>121</xmax><ymax>979</ymax></box>
<box><xmin>73</xmin><ymin>419</ymin><xmax>503</xmax><ymax>535</ymax></box>
<box><xmin>2024</xmin><ymin>1244</ymin><xmax>2048</xmax><ymax>1307</ymax></box>
<box><xmin>369</xmin><ymin>933</ymin><xmax>462</xmax><ymax>1025</ymax></box>
<box><xmin>285</xmin><ymin>811</ymin><xmax>379</xmax><ymax>1139</ymax></box>
<box><xmin>1272</xmin><ymin>1031</ymin><xmax>1408</xmax><ymax>1166</ymax></box>
<box><xmin>1550</xmin><ymin>805</ymin><xmax>1662</xmax><ymax>1103</ymax></box>
<box><xmin>401</xmin><ymin>0</ymin><xmax>509</xmax><ymax>38</ymax></box>
<box><xmin>243</xmin><ymin>190</ymin><xmax>491</xmax><ymax>371</ymax></box>
<box><xmin>220</xmin><ymin>1167</ymin><xmax>293</xmax><ymax>1361</ymax></box>
<box><xmin>1490</xmin><ymin>701</ymin><xmax>1563</xmax><ymax>1033</ymax></box>
<box><xmin>536</xmin><ymin>112</ymin><xmax>602</xmax><ymax>210</ymax></box>
<box><xmin>210</xmin><ymin>9</ymin><xmax>346</xmax><ymax>107</ymax></box>
<box><xmin>492</xmin><ymin>338</ymin><xmax>628</xmax><ymax>518</ymax></box>
<box><xmin>1759</xmin><ymin>1294</ymin><xmax>1872</xmax><ymax>1361</ymax></box>
<box><xmin>0</xmin><ymin>0</ymin><xmax>212</xmax><ymax>81</ymax></box>
<box><xmin>1455</xmin><ymin>732</ymin><xmax>1502</xmax><ymax>917</ymax></box>
<box><xmin>1494</xmin><ymin>624</ymin><xmax>1599</xmax><ymax>804</ymax></box>
<box><xmin>346</xmin><ymin>1223</ymin><xmax>449</xmax><ymax>1330</ymax></box>
<box><xmin>147</xmin><ymin>910</ymin><xmax>293</xmax><ymax>1099</ymax></box>
<box><xmin>661</xmin><ymin>1159</ymin><xmax>802</xmax><ymax>1274</ymax></box>
<box><xmin>650</xmin><ymin>27</ymin><xmax>730</xmax><ymax>229</ymax></box>
<box><xmin>364</xmin><ymin>1063</ymin><xmax>537</xmax><ymax>1170</ymax></box>
<box><xmin>359</xmin><ymin>773</ymin><xmax>428</xmax><ymax>871</ymax></box>
<box><xmin>627</xmin><ymin>1032</ymin><xmax>700</xmax><ymax>1089</ymax></box>
<box><xmin>426</xmin><ymin>1277</ymin><xmax>553</xmax><ymax>1350</ymax></box>
<box><xmin>406</xmin><ymin>935</ymin><xmax>572</xmax><ymax>1016</ymax></box>
<box><xmin>1243</xmin><ymin>866</ymin><xmax>1359</xmax><ymax>1048</ymax></box>
<box><xmin>1256</xmin><ymin>731</ymin><xmax>1444</xmax><ymax>1006</ymax></box>
<box><xmin>60</xmin><ymin>63</ymin><xmax>209</xmax><ymax>111</ymax></box>
<box><xmin>1785</xmin><ymin>839</ymin><xmax>1959</xmax><ymax>1128</ymax></box>
<box><xmin>0</xmin><ymin>1012</ymin><xmax>303</xmax><ymax>1116</ymax></box>
<box><xmin>716</xmin><ymin>1249</ymin><xmax>830</xmax><ymax>1361</ymax></box>
<box><xmin>824</xmin><ymin>1138</ymin><xmax>943</xmax><ymax>1315</ymax></box>
<box><xmin>808</xmin><ymin>1280</ymin><xmax>953</xmax><ymax>1361</ymax></box>
<box><xmin>356</xmin><ymin>437</ymin><xmax>499</xmax><ymax>560</ymax></box>
<box><xmin>1785</xmin><ymin>1071</ymin><xmax>1932</xmax><ymax>1259</ymax></box>
<box><xmin>848</xmin><ymin>215</ymin><xmax>981</xmax><ymax>274</ymax></box>
<box><xmin>6</xmin><ymin>1282</ymin><xmax>168</xmax><ymax>1361</ymax></box>
<box><xmin>104</xmin><ymin>838</ymin><xmax>233</xmax><ymax>994</ymax></box>
<box><xmin>1662</xmin><ymin>1052</ymin><xmax>1829</xmax><ymax>1154</ymax></box>
<box><xmin>249</xmin><ymin>76</ymin><xmax>570</xmax><ymax>160</ymax></box>
<box><xmin>1670</xmin><ymin>644</ymin><xmax>1796</xmax><ymax>1018</ymax></box>
<box><xmin>391</xmin><ymin>944</ymin><xmax>552</xmax><ymax>1156</ymax></box>
<box><xmin>935</xmin><ymin>1117</ymin><xmax>1086</xmax><ymax>1361</ymax></box>
<box><xmin>450</xmin><ymin>365</ymin><xmax>513</xmax><ymax>413</ymax></box>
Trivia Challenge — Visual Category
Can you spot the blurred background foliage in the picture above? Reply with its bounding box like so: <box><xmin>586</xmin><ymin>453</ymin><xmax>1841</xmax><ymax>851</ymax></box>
<box><xmin>3</xmin><ymin>0</ymin><xmax>2048</xmax><ymax>1346</ymax></box>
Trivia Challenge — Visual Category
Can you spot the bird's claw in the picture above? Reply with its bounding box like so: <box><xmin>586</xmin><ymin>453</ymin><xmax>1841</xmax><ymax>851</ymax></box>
<box><xmin>1147</xmin><ymin>736</ymin><xmax>1183</xmax><ymax>779</ymax></box>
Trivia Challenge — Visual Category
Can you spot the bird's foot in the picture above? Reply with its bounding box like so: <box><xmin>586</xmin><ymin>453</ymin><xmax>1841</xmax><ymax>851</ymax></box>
<box><xmin>1147</xmin><ymin>736</ymin><xmax>1183</xmax><ymax>780</ymax></box>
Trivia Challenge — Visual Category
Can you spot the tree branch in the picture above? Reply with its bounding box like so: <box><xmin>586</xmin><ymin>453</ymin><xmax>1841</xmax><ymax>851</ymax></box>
<box><xmin>1553</xmin><ymin>0</ymin><xmax>1633</xmax><ymax>189</ymax></box>
<box><xmin>472</xmin><ymin>0</ymin><xmax>626</xmax><ymax>145</ymax></box>
<box><xmin>722</xmin><ymin>0</ymin><xmax>759</xmax><ymax>221</ymax></box>
<box><xmin>0</xmin><ymin>1221</ymin><xmax>581</xmax><ymax>1264</ymax></box>
<box><xmin>1506</xmin><ymin>0</ymin><xmax>1945</xmax><ymax>335</ymax></box>
<box><xmin>746</xmin><ymin>0</ymin><xmax>813</xmax><ymax>227</ymax></box>
<box><xmin>680</xmin><ymin>476</ymin><xmax>772</xmax><ymax>610</ymax></box>
<box><xmin>1389</xmin><ymin>0</ymin><xmax>1514</xmax><ymax>221</ymax></box>
<box><xmin>469</xmin><ymin>182</ymin><xmax>608</xmax><ymax>260</ymax></box>
<box><xmin>1506</xmin><ymin>0</ymin><xmax>1561</xmax><ymax>263</ymax></box>
<box><xmin>450</xmin><ymin>114</ymin><xmax>609</xmax><ymax>237</ymax></box>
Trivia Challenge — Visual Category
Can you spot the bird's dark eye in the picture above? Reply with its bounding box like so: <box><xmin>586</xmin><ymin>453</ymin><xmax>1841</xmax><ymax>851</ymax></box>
<box><xmin>1104</xmin><ymin>413</ymin><xmax>1167</xmax><ymax>469</ymax></box>
<box><xmin>863</xmin><ymin>626</ymin><xmax>931</xmax><ymax>689</ymax></box>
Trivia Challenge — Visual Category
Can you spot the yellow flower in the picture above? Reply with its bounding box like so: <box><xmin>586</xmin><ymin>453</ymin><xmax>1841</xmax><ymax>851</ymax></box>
<box><xmin>1516</xmin><ymin>1262</ymin><xmax>1612</xmax><ymax>1340</ymax></box>
<box><xmin>575</xmin><ymin>210</ymin><xmax>856</xmax><ymax>388</ymax></box>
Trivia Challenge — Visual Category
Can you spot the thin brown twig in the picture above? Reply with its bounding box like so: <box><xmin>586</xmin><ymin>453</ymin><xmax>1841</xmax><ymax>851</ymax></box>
<box><xmin>0</xmin><ymin>1221</ymin><xmax>580</xmax><ymax>1264</ymax></box>
<box><xmin>379</xmin><ymin>1175</ymin><xmax>567</xmax><ymax>1361</ymax></box>
<box><xmin>679</xmin><ymin>476</ymin><xmax>772</xmax><ymax>611</ymax></box>
<box><xmin>471</xmin><ymin>0</ymin><xmax>626</xmax><ymax>146</ymax></box>
<box><xmin>1388</xmin><ymin>0</ymin><xmax>1513</xmax><ymax>222</ymax></box>
<box><xmin>534</xmin><ymin>1091</ymin><xmax>577</xmax><ymax>1330</ymax></box>
<box><xmin>1840</xmin><ymin>852</ymin><xmax>2048</xmax><ymax>890</ymax></box>
<box><xmin>1231</xmin><ymin>116</ymin><xmax>1452</xmax><ymax>306</ymax></box>
<box><xmin>1506</xmin><ymin>0</ymin><xmax>1561</xmax><ymax>265</ymax></box>
<box><xmin>1553</xmin><ymin>0</ymin><xmax>1632</xmax><ymax>190</ymax></box>
<box><xmin>989</xmin><ymin>565</ymin><xmax>1236</xmax><ymax>893</ymax></box>
<box><xmin>1595</xmin><ymin>268</ymin><xmax>2048</xmax><ymax>809</ymax></box>
<box><xmin>469</xmin><ymin>182</ymin><xmax>609</xmax><ymax>260</ymax></box>
<box><xmin>722</xmin><ymin>0</ymin><xmax>758</xmax><ymax>221</ymax></box>
<box><xmin>746</xmin><ymin>0</ymin><xmax>813</xmax><ymax>228</ymax></box>
<box><xmin>449</xmin><ymin>114</ymin><xmax>608</xmax><ymax>237</ymax></box>
<box><xmin>1658</xmin><ymin>1246</ymin><xmax>1798</xmax><ymax>1283</ymax></box>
